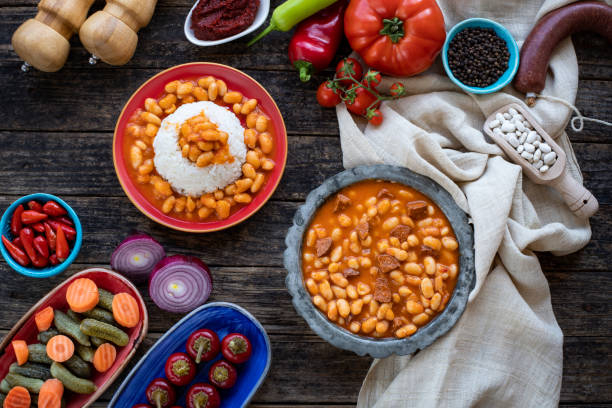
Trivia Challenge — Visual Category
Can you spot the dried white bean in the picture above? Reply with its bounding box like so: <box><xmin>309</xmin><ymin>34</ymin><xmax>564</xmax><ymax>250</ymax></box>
<box><xmin>501</xmin><ymin>122</ymin><xmax>515</xmax><ymax>133</ymax></box>
<box><xmin>539</xmin><ymin>143</ymin><xmax>551</xmax><ymax>153</ymax></box>
<box><xmin>489</xmin><ymin>119</ymin><xmax>500</xmax><ymax>129</ymax></box>
<box><xmin>508</xmin><ymin>135</ymin><xmax>519</xmax><ymax>148</ymax></box>
<box><xmin>533</xmin><ymin>140</ymin><xmax>540</xmax><ymax>148</ymax></box>
<box><xmin>526</xmin><ymin>131</ymin><xmax>538</xmax><ymax>144</ymax></box>
<box><xmin>496</xmin><ymin>113</ymin><xmax>504</xmax><ymax>122</ymax></box>
<box><xmin>540</xmin><ymin>165</ymin><xmax>549</xmax><ymax>173</ymax></box>
<box><xmin>523</xmin><ymin>120</ymin><xmax>532</xmax><ymax>129</ymax></box>
<box><xmin>515</xmin><ymin>121</ymin><xmax>525</xmax><ymax>132</ymax></box>
<box><xmin>503</xmin><ymin>112</ymin><xmax>511</xmax><ymax>120</ymax></box>
<box><xmin>519</xmin><ymin>133</ymin><xmax>527</xmax><ymax>144</ymax></box>
<box><xmin>521</xmin><ymin>151</ymin><xmax>533</xmax><ymax>161</ymax></box>
<box><xmin>533</xmin><ymin>149</ymin><xmax>542</xmax><ymax>162</ymax></box>
<box><xmin>517</xmin><ymin>145</ymin><xmax>524</xmax><ymax>153</ymax></box>
<box><xmin>543</xmin><ymin>151</ymin><xmax>557</xmax><ymax>165</ymax></box>
<box><xmin>534</xmin><ymin>160</ymin><xmax>544</xmax><ymax>169</ymax></box>
<box><xmin>508</xmin><ymin>107</ymin><xmax>518</xmax><ymax>116</ymax></box>
<box><xmin>523</xmin><ymin>143</ymin><xmax>535</xmax><ymax>153</ymax></box>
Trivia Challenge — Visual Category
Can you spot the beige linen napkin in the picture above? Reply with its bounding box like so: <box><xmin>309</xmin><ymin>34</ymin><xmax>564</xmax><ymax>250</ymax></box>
<box><xmin>336</xmin><ymin>1</ymin><xmax>595</xmax><ymax>406</ymax></box>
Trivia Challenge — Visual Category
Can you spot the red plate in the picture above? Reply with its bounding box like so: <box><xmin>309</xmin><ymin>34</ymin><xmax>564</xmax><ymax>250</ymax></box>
<box><xmin>0</xmin><ymin>268</ymin><xmax>148</xmax><ymax>408</ymax></box>
<box><xmin>113</xmin><ymin>63</ymin><xmax>288</xmax><ymax>232</ymax></box>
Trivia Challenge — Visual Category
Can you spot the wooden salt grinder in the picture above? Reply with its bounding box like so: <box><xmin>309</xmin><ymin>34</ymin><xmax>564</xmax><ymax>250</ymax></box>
<box><xmin>79</xmin><ymin>0</ymin><xmax>158</xmax><ymax>66</ymax></box>
<box><xmin>11</xmin><ymin>0</ymin><xmax>95</xmax><ymax>72</ymax></box>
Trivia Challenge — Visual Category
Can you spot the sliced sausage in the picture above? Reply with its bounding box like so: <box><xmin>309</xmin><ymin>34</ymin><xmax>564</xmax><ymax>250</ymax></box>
<box><xmin>377</xmin><ymin>188</ymin><xmax>394</xmax><ymax>199</ymax></box>
<box><xmin>390</xmin><ymin>225</ymin><xmax>412</xmax><ymax>242</ymax></box>
<box><xmin>315</xmin><ymin>237</ymin><xmax>333</xmax><ymax>257</ymax></box>
<box><xmin>334</xmin><ymin>194</ymin><xmax>352</xmax><ymax>213</ymax></box>
<box><xmin>355</xmin><ymin>222</ymin><xmax>369</xmax><ymax>240</ymax></box>
<box><xmin>342</xmin><ymin>268</ymin><xmax>360</xmax><ymax>278</ymax></box>
<box><xmin>406</xmin><ymin>201</ymin><xmax>428</xmax><ymax>219</ymax></box>
<box><xmin>374</xmin><ymin>277</ymin><xmax>392</xmax><ymax>303</ymax></box>
<box><xmin>377</xmin><ymin>254</ymin><xmax>400</xmax><ymax>273</ymax></box>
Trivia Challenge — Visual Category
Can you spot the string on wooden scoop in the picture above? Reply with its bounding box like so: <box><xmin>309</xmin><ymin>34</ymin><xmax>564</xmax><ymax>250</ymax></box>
<box><xmin>528</xmin><ymin>92</ymin><xmax>612</xmax><ymax>131</ymax></box>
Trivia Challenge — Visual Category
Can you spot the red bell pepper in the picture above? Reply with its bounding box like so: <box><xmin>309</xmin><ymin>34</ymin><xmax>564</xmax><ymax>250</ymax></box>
<box><xmin>2</xmin><ymin>235</ymin><xmax>30</xmax><ymax>266</ymax></box>
<box><xmin>21</xmin><ymin>210</ymin><xmax>48</xmax><ymax>224</ymax></box>
<box><xmin>10</xmin><ymin>205</ymin><xmax>24</xmax><ymax>236</ymax></box>
<box><xmin>55</xmin><ymin>225</ymin><xmax>70</xmax><ymax>262</ymax></box>
<box><xmin>288</xmin><ymin>0</ymin><xmax>347</xmax><ymax>82</ymax></box>
<box><xmin>33</xmin><ymin>236</ymin><xmax>49</xmax><ymax>259</ymax></box>
<box><xmin>42</xmin><ymin>201</ymin><xmax>67</xmax><ymax>217</ymax></box>
<box><xmin>44</xmin><ymin>222</ymin><xmax>57</xmax><ymax>251</ymax></box>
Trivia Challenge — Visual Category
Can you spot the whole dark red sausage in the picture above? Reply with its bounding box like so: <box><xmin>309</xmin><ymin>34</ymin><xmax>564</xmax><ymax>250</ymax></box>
<box><xmin>514</xmin><ymin>1</ymin><xmax>612</xmax><ymax>106</ymax></box>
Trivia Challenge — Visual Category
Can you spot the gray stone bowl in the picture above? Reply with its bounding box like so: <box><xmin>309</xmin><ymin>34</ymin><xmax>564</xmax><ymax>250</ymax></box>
<box><xmin>284</xmin><ymin>165</ymin><xmax>475</xmax><ymax>358</ymax></box>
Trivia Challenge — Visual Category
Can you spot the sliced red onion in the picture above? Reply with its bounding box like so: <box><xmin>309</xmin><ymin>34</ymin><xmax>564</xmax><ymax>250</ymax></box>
<box><xmin>111</xmin><ymin>234</ymin><xmax>165</xmax><ymax>283</ymax></box>
<box><xmin>149</xmin><ymin>255</ymin><xmax>212</xmax><ymax>313</ymax></box>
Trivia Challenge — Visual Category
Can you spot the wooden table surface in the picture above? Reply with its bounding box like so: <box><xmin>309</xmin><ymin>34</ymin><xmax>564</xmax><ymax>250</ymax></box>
<box><xmin>1</xmin><ymin>1</ymin><xmax>610</xmax><ymax>406</ymax></box>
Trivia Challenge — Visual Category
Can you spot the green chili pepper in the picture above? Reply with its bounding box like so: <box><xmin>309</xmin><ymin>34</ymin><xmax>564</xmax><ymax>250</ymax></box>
<box><xmin>248</xmin><ymin>0</ymin><xmax>338</xmax><ymax>46</ymax></box>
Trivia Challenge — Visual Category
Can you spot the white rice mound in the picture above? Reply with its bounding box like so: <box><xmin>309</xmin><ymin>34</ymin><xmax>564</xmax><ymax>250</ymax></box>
<box><xmin>153</xmin><ymin>101</ymin><xmax>247</xmax><ymax>196</ymax></box>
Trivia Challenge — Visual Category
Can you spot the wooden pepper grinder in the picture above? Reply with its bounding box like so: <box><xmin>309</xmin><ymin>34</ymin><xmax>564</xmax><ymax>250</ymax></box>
<box><xmin>79</xmin><ymin>0</ymin><xmax>158</xmax><ymax>66</ymax></box>
<box><xmin>11</xmin><ymin>0</ymin><xmax>95</xmax><ymax>72</ymax></box>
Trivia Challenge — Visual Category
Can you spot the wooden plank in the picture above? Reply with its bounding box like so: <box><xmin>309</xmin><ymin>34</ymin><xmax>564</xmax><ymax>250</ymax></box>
<box><xmin>0</xmin><ymin>263</ymin><xmax>609</xmax><ymax>338</ymax></box>
<box><xmin>0</xmin><ymin>132</ymin><xmax>345</xmax><ymax>200</ymax></box>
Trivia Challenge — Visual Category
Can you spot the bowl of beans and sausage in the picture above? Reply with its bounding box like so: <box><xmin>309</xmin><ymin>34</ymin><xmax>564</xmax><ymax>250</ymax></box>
<box><xmin>113</xmin><ymin>62</ymin><xmax>288</xmax><ymax>233</ymax></box>
<box><xmin>284</xmin><ymin>165</ymin><xmax>475</xmax><ymax>358</ymax></box>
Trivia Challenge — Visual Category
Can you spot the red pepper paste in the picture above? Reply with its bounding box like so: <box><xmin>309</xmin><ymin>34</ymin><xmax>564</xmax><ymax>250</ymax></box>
<box><xmin>191</xmin><ymin>0</ymin><xmax>259</xmax><ymax>41</ymax></box>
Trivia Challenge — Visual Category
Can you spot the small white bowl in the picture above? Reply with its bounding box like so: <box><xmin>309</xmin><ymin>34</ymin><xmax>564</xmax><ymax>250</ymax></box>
<box><xmin>184</xmin><ymin>0</ymin><xmax>270</xmax><ymax>46</ymax></box>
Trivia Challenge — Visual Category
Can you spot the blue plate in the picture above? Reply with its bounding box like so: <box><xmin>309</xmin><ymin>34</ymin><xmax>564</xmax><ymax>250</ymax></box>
<box><xmin>109</xmin><ymin>302</ymin><xmax>271</xmax><ymax>408</ymax></box>
<box><xmin>442</xmin><ymin>18</ymin><xmax>519</xmax><ymax>95</ymax></box>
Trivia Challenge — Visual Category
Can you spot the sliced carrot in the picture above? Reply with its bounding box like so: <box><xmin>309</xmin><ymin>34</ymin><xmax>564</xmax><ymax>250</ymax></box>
<box><xmin>93</xmin><ymin>343</ymin><xmax>117</xmax><ymax>373</ymax></box>
<box><xmin>66</xmin><ymin>278</ymin><xmax>99</xmax><ymax>313</ymax></box>
<box><xmin>35</xmin><ymin>306</ymin><xmax>54</xmax><ymax>332</ymax></box>
<box><xmin>38</xmin><ymin>379</ymin><xmax>64</xmax><ymax>408</ymax></box>
<box><xmin>46</xmin><ymin>335</ymin><xmax>74</xmax><ymax>363</ymax></box>
<box><xmin>11</xmin><ymin>340</ymin><xmax>28</xmax><ymax>366</ymax></box>
<box><xmin>3</xmin><ymin>385</ymin><xmax>30</xmax><ymax>408</ymax></box>
<box><xmin>112</xmin><ymin>292</ymin><xmax>140</xmax><ymax>328</ymax></box>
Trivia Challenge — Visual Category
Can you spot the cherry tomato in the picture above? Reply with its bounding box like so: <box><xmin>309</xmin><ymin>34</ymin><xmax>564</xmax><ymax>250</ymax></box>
<box><xmin>345</xmin><ymin>85</ymin><xmax>380</xmax><ymax>117</ymax></box>
<box><xmin>368</xmin><ymin>109</ymin><xmax>383</xmax><ymax>126</ymax></box>
<box><xmin>164</xmin><ymin>352</ymin><xmax>196</xmax><ymax>386</ymax></box>
<box><xmin>186</xmin><ymin>383</ymin><xmax>221</xmax><ymax>408</ymax></box>
<box><xmin>186</xmin><ymin>329</ymin><xmax>220</xmax><ymax>364</ymax></box>
<box><xmin>390</xmin><ymin>82</ymin><xmax>406</xmax><ymax>97</ymax></box>
<box><xmin>209</xmin><ymin>360</ymin><xmax>237</xmax><ymax>389</ymax></box>
<box><xmin>221</xmin><ymin>333</ymin><xmax>252</xmax><ymax>364</ymax></box>
<box><xmin>316</xmin><ymin>81</ymin><xmax>341</xmax><ymax>108</ymax></box>
<box><xmin>361</xmin><ymin>70</ymin><xmax>382</xmax><ymax>88</ymax></box>
<box><xmin>336</xmin><ymin>57</ymin><xmax>363</xmax><ymax>88</ymax></box>
<box><xmin>146</xmin><ymin>378</ymin><xmax>176</xmax><ymax>408</ymax></box>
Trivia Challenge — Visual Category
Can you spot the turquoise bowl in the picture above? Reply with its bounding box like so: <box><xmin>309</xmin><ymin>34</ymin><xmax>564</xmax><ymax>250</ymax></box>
<box><xmin>0</xmin><ymin>193</ymin><xmax>82</xmax><ymax>278</ymax></box>
<box><xmin>442</xmin><ymin>18</ymin><xmax>519</xmax><ymax>94</ymax></box>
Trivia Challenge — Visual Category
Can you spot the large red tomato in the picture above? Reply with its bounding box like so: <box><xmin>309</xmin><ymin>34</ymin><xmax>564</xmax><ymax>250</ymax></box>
<box><xmin>344</xmin><ymin>0</ymin><xmax>446</xmax><ymax>77</ymax></box>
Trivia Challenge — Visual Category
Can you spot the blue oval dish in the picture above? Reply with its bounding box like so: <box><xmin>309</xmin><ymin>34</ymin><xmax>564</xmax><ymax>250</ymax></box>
<box><xmin>109</xmin><ymin>302</ymin><xmax>271</xmax><ymax>408</ymax></box>
<box><xmin>442</xmin><ymin>18</ymin><xmax>519</xmax><ymax>94</ymax></box>
<box><xmin>0</xmin><ymin>193</ymin><xmax>82</xmax><ymax>278</ymax></box>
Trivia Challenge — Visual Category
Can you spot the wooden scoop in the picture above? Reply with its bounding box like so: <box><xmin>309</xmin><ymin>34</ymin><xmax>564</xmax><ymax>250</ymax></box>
<box><xmin>483</xmin><ymin>103</ymin><xmax>598</xmax><ymax>219</ymax></box>
<box><xmin>11</xmin><ymin>0</ymin><xmax>95</xmax><ymax>72</ymax></box>
<box><xmin>79</xmin><ymin>0</ymin><xmax>158</xmax><ymax>66</ymax></box>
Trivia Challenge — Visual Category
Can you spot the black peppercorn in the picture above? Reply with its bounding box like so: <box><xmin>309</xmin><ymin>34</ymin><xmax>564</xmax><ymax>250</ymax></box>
<box><xmin>447</xmin><ymin>27</ymin><xmax>510</xmax><ymax>88</ymax></box>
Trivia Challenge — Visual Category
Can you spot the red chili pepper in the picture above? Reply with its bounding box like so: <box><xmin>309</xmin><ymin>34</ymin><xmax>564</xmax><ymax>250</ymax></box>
<box><xmin>31</xmin><ymin>222</ymin><xmax>45</xmax><ymax>233</ymax></box>
<box><xmin>164</xmin><ymin>352</ymin><xmax>196</xmax><ymax>386</ymax></box>
<box><xmin>44</xmin><ymin>222</ymin><xmax>57</xmax><ymax>251</ymax></box>
<box><xmin>21</xmin><ymin>210</ymin><xmax>48</xmax><ymax>224</ymax></box>
<box><xmin>208</xmin><ymin>359</ymin><xmax>237</xmax><ymax>389</ymax></box>
<box><xmin>2</xmin><ymin>235</ymin><xmax>30</xmax><ymax>266</ymax></box>
<box><xmin>31</xmin><ymin>253</ymin><xmax>48</xmax><ymax>268</ymax></box>
<box><xmin>49</xmin><ymin>253</ymin><xmax>59</xmax><ymax>266</ymax></box>
<box><xmin>47</xmin><ymin>220</ymin><xmax>76</xmax><ymax>241</ymax></box>
<box><xmin>42</xmin><ymin>201</ymin><xmax>67</xmax><ymax>217</ymax></box>
<box><xmin>53</xmin><ymin>216</ymin><xmax>74</xmax><ymax>227</ymax></box>
<box><xmin>288</xmin><ymin>0</ymin><xmax>347</xmax><ymax>82</ymax></box>
<box><xmin>12</xmin><ymin>237</ymin><xmax>24</xmax><ymax>250</ymax></box>
<box><xmin>221</xmin><ymin>333</ymin><xmax>252</xmax><ymax>364</ymax></box>
<box><xmin>33</xmin><ymin>236</ymin><xmax>49</xmax><ymax>259</ymax></box>
<box><xmin>27</xmin><ymin>201</ymin><xmax>43</xmax><ymax>212</ymax></box>
<box><xmin>55</xmin><ymin>225</ymin><xmax>70</xmax><ymax>262</ymax></box>
<box><xmin>19</xmin><ymin>227</ymin><xmax>37</xmax><ymax>262</ymax></box>
<box><xmin>185</xmin><ymin>329</ymin><xmax>220</xmax><ymax>364</ymax></box>
<box><xmin>10</xmin><ymin>205</ymin><xmax>24</xmax><ymax>236</ymax></box>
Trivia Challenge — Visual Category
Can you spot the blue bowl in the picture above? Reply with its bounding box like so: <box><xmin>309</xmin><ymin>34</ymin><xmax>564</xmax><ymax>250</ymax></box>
<box><xmin>442</xmin><ymin>18</ymin><xmax>519</xmax><ymax>94</ymax></box>
<box><xmin>0</xmin><ymin>193</ymin><xmax>82</xmax><ymax>278</ymax></box>
<box><xmin>110</xmin><ymin>302</ymin><xmax>272</xmax><ymax>408</ymax></box>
